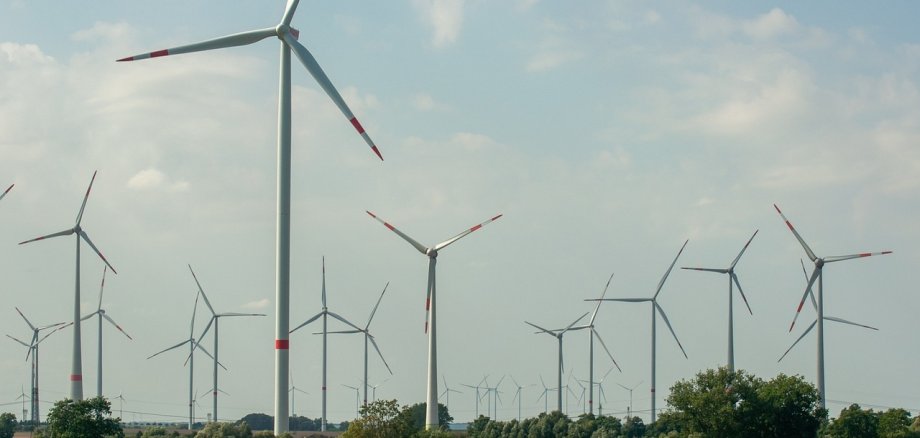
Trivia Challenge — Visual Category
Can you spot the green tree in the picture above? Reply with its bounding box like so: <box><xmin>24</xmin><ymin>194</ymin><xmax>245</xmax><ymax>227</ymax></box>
<box><xmin>666</xmin><ymin>367</ymin><xmax>760</xmax><ymax>437</ymax></box>
<box><xmin>753</xmin><ymin>373</ymin><xmax>825</xmax><ymax>438</ymax></box>
<box><xmin>621</xmin><ymin>416</ymin><xmax>645</xmax><ymax>438</ymax></box>
<box><xmin>44</xmin><ymin>397</ymin><xmax>124</xmax><ymax>438</ymax></box>
<box><xmin>825</xmin><ymin>404</ymin><xmax>879</xmax><ymax>438</ymax></box>
<box><xmin>341</xmin><ymin>399</ymin><xmax>413</xmax><ymax>438</ymax></box>
<box><xmin>195</xmin><ymin>421</ymin><xmax>253</xmax><ymax>438</ymax></box>
<box><xmin>239</xmin><ymin>413</ymin><xmax>273</xmax><ymax>431</ymax></box>
<box><xmin>879</xmin><ymin>408</ymin><xmax>913</xmax><ymax>438</ymax></box>
<box><xmin>397</xmin><ymin>402</ymin><xmax>453</xmax><ymax>431</ymax></box>
<box><xmin>0</xmin><ymin>413</ymin><xmax>16</xmax><ymax>438</ymax></box>
<box><xmin>138</xmin><ymin>426</ymin><xmax>169</xmax><ymax>437</ymax></box>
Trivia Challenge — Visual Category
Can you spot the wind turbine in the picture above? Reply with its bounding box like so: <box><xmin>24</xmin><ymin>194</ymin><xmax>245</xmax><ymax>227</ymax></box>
<box><xmin>117</xmin><ymin>1</ymin><xmax>384</xmax><ymax>432</ymax></box>
<box><xmin>589</xmin><ymin>239</ymin><xmax>689</xmax><ymax>422</ymax></box>
<box><xmin>189</xmin><ymin>264</ymin><xmax>266</xmax><ymax>423</ymax></box>
<box><xmin>148</xmin><ymin>292</ymin><xmax>222</xmax><ymax>430</ymax></box>
<box><xmin>570</xmin><ymin>272</ymin><xmax>621</xmax><ymax>415</ymax></box>
<box><xmin>616</xmin><ymin>380</ymin><xmax>642</xmax><ymax>419</ymax></box>
<box><xmin>1</xmin><ymin>184</ymin><xmax>13</xmax><ymax>202</ymax></box>
<box><xmin>342</xmin><ymin>384</ymin><xmax>360</xmax><ymax>418</ymax></box>
<box><xmin>19</xmin><ymin>171</ymin><xmax>117</xmax><ymax>401</ymax></box>
<box><xmin>366</xmin><ymin>211</ymin><xmax>502</xmax><ymax>429</ymax></box>
<box><xmin>535</xmin><ymin>375</ymin><xmax>557</xmax><ymax>414</ymax></box>
<box><xmin>289</xmin><ymin>371</ymin><xmax>309</xmax><ymax>417</ymax></box>
<box><xmin>370</xmin><ymin>378</ymin><xmax>389</xmax><ymax>402</ymax></box>
<box><xmin>291</xmin><ymin>258</ymin><xmax>362</xmax><ymax>432</ymax></box>
<box><xmin>774</xmin><ymin>204</ymin><xmax>891</xmax><ymax>409</ymax></box>
<box><xmin>480</xmin><ymin>375</ymin><xmax>505</xmax><ymax>419</ymax></box>
<box><xmin>508</xmin><ymin>376</ymin><xmax>533</xmax><ymax>421</ymax></box>
<box><xmin>322</xmin><ymin>282</ymin><xmax>393</xmax><ymax>407</ymax></box>
<box><xmin>525</xmin><ymin>312</ymin><xmax>588</xmax><ymax>413</ymax></box>
<box><xmin>15</xmin><ymin>387</ymin><xmax>28</xmax><ymax>423</ymax></box>
<box><xmin>439</xmin><ymin>376</ymin><xmax>462</xmax><ymax>411</ymax></box>
<box><xmin>115</xmin><ymin>392</ymin><xmax>126</xmax><ymax>422</ymax></box>
<box><xmin>681</xmin><ymin>230</ymin><xmax>757</xmax><ymax>372</ymax></box>
<box><xmin>460</xmin><ymin>376</ymin><xmax>488</xmax><ymax>418</ymax></box>
<box><xmin>6</xmin><ymin>308</ymin><xmax>65</xmax><ymax>424</ymax></box>
<box><xmin>81</xmin><ymin>266</ymin><xmax>133</xmax><ymax>398</ymax></box>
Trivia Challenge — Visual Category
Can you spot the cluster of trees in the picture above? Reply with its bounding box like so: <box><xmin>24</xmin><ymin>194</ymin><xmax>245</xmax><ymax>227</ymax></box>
<box><xmin>237</xmin><ymin>413</ymin><xmax>338</xmax><ymax>432</ymax></box>
<box><xmin>340</xmin><ymin>399</ymin><xmax>454</xmax><ymax>437</ymax></box>
<box><xmin>0</xmin><ymin>413</ymin><xmax>16</xmax><ymax>438</ymax></box>
<box><xmin>466</xmin><ymin>367</ymin><xmax>920</xmax><ymax>438</ymax></box>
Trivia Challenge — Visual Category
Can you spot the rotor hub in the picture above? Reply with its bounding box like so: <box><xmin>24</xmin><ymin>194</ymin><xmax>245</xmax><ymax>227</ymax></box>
<box><xmin>816</xmin><ymin>258</ymin><xmax>825</xmax><ymax>268</ymax></box>
<box><xmin>427</xmin><ymin>248</ymin><xmax>438</xmax><ymax>258</ymax></box>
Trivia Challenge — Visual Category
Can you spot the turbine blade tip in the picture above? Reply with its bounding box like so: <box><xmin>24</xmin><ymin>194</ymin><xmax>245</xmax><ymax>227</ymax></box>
<box><xmin>371</xmin><ymin>145</ymin><xmax>384</xmax><ymax>161</ymax></box>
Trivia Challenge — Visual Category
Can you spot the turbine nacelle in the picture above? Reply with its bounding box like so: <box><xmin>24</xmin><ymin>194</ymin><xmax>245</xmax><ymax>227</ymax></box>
<box><xmin>426</xmin><ymin>248</ymin><xmax>438</xmax><ymax>258</ymax></box>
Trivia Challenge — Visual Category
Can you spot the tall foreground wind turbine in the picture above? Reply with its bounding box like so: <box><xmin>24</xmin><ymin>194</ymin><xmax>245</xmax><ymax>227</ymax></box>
<box><xmin>19</xmin><ymin>171</ymin><xmax>116</xmax><ymax>401</ymax></box>
<box><xmin>591</xmin><ymin>240</ymin><xmax>689</xmax><ymax>422</ymax></box>
<box><xmin>774</xmin><ymin>204</ymin><xmax>890</xmax><ymax>409</ymax></box>
<box><xmin>681</xmin><ymin>230</ymin><xmax>757</xmax><ymax>372</ymax></box>
<box><xmin>117</xmin><ymin>2</ymin><xmax>384</xmax><ymax>432</ymax></box>
<box><xmin>570</xmin><ymin>273</ymin><xmax>621</xmax><ymax>415</ymax></box>
<box><xmin>366</xmin><ymin>211</ymin><xmax>502</xmax><ymax>429</ymax></box>
<box><xmin>190</xmin><ymin>264</ymin><xmax>266</xmax><ymax>423</ymax></box>
<box><xmin>6</xmin><ymin>308</ymin><xmax>65</xmax><ymax>424</ymax></box>
<box><xmin>81</xmin><ymin>266</ymin><xmax>133</xmax><ymax>397</ymax></box>
<box><xmin>291</xmin><ymin>258</ymin><xmax>362</xmax><ymax>432</ymax></box>
<box><xmin>525</xmin><ymin>313</ymin><xmax>587</xmax><ymax>413</ymax></box>
<box><xmin>324</xmin><ymin>282</ymin><xmax>393</xmax><ymax>407</ymax></box>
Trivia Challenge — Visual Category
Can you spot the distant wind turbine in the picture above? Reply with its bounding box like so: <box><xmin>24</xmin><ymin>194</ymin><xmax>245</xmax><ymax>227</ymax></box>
<box><xmin>681</xmin><ymin>230</ymin><xmax>757</xmax><ymax>372</ymax></box>
<box><xmin>616</xmin><ymin>380</ymin><xmax>643</xmax><ymax>419</ymax></box>
<box><xmin>508</xmin><ymin>376</ymin><xmax>534</xmax><ymax>421</ymax></box>
<box><xmin>81</xmin><ymin>266</ymin><xmax>133</xmax><ymax>398</ymax></box>
<box><xmin>774</xmin><ymin>204</ymin><xmax>891</xmax><ymax>409</ymax></box>
<box><xmin>460</xmin><ymin>376</ymin><xmax>488</xmax><ymax>418</ymax></box>
<box><xmin>289</xmin><ymin>371</ymin><xmax>309</xmax><ymax>417</ymax></box>
<box><xmin>291</xmin><ymin>258</ymin><xmax>362</xmax><ymax>432</ymax></box>
<box><xmin>535</xmin><ymin>375</ymin><xmax>557</xmax><ymax>414</ymax></box>
<box><xmin>366</xmin><ymin>210</ymin><xmax>502</xmax><ymax>429</ymax></box>
<box><xmin>589</xmin><ymin>239</ymin><xmax>689</xmax><ymax>422</ymax></box>
<box><xmin>439</xmin><ymin>376</ymin><xmax>462</xmax><ymax>411</ymax></box>
<box><xmin>117</xmin><ymin>1</ymin><xmax>385</xmax><ymax>432</ymax></box>
<box><xmin>19</xmin><ymin>171</ymin><xmax>117</xmax><ymax>401</ymax></box>
<box><xmin>570</xmin><ymin>272</ymin><xmax>621</xmax><ymax>415</ymax></box>
<box><xmin>342</xmin><ymin>384</ymin><xmax>360</xmax><ymax>418</ymax></box>
<box><xmin>525</xmin><ymin>312</ymin><xmax>588</xmax><ymax>412</ymax></box>
<box><xmin>6</xmin><ymin>308</ymin><xmax>66</xmax><ymax>424</ymax></box>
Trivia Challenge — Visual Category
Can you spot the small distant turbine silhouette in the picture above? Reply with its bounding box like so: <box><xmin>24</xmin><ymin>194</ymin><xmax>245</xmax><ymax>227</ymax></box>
<box><xmin>439</xmin><ymin>375</ymin><xmax>462</xmax><ymax>411</ymax></box>
<box><xmin>570</xmin><ymin>272</ymin><xmax>621</xmax><ymax>415</ymax></box>
<box><xmin>774</xmin><ymin>204</ymin><xmax>891</xmax><ymax>409</ymax></box>
<box><xmin>681</xmin><ymin>230</ymin><xmax>757</xmax><ymax>372</ymax></box>
<box><xmin>6</xmin><ymin>308</ymin><xmax>66</xmax><ymax>424</ymax></box>
<box><xmin>81</xmin><ymin>266</ymin><xmax>133</xmax><ymax>398</ymax></box>
<box><xmin>525</xmin><ymin>312</ymin><xmax>588</xmax><ymax>413</ymax></box>
<box><xmin>535</xmin><ymin>374</ymin><xmax>557</xmax><ymax>414</ymax></box>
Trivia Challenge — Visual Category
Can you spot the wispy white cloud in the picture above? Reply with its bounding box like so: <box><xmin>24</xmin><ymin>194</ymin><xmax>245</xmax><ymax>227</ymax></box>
<box><xmin>127</xmin><ymin>168</ymin><xmax>189</xmax><ymax>192</ymax></box>
<box><xmin>412</xmin><ymin>0</ymin><xmax>464</xmax><ymax>48</ymax></box>
<box><xmin>242</xmin><ymin>298</ymin><xmax>270</xmax><ymax>310</ymax></box>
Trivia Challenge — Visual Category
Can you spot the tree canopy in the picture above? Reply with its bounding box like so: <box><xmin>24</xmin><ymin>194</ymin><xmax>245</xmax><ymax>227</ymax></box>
<box><xmin>41</xmin><ymin>397</ymin><xmax>124</xmax><ymax>438</ymax></box>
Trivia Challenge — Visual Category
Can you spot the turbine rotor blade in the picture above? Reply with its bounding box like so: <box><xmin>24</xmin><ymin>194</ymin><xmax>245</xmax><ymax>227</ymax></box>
<box><xmin>778</xmin><ymin>320</ymin><xmax>817</xmax><ymax>362</ymax></box>
<box><xmin>75</xmin><ymin>171</ymin><xmax>97</xmax><ymax>226</ymax></box>
<box><xmin>196</xmin><ymin>317</ymin><xmax>216</xmax><ymax>346</ymax></box>
<box><xmin>434</xmin><ymin>214</ymin><xmax>503</xmax><ymax>251</ymax></box>
<box><xmin>0</xmin><ymin>183</ymin><xmax>12</xmax><ymax>201</ymax></box>
<box><xmin>825</xmin><ymin>316</ymin><xmax>878</xmax><ymax>331</ymax></box>
<box><xmin>117</xmin><ymin>28</ymin><xmax>277</xmax><ymax>62</ymax></box>
<box><xmin>217</xmin><ymin>312</ymin><xmax>266</xmax><ymax>317</ymax></box>
<box><xmin>774</xmin><ymin>204</ymin><xmax>818</xmax><ymax>262</ymax></box>
<box><xmin>790</xmin><ymin>268</ymin><xmax>820</xmax><ymax>332</ymax></box>
<box><xmin>425</xmin><ymin>258</ymin><xmax>434</xmax><ymax>333</ymax></box>
<box><xmin>824</xmin><ymin>251</ymin><xmax>893</xmax><ymax>263</ymax></box>
<box><xmin>680</xmin><ymin>267</ymin><xmax>728</xmax><ymax>274</ymax></box>
<box><xmin>590</xmin><ymin>273</ymin><xmax>615</xmax><ymax>325</ymax></box>
<box><xmin>801</xmin><ymin>259</ymin><xmax>818</xmax><ymax>311</ymax></box>
<box><xmin>283</xmin><ymin>34</ymin><xmax>383</xmax><ymax>160</ymax></box>
<box><xmin>290</xmin><ymin>311</ymin><xmax>323</xmax><ymax>334</ymax></box>
<box><xmin>98</xmin><ymin>265</ymin><xmax>108</xmax><ymax>311</ymax></box>
<box><xmin>654</xmin><ymin>239</ymin><xmax>689</xmax><ymax>300</ymax></box>
<box><xmin>365</xmin><ymin>211</ymin><xmax>429</xmax><ymax>254</ymax></box>
<box><xmin>14</xmin><ymin>307</ymin><xmax>36</xmax><ymax>331</ymax></box>
<box><xmin>655</xmin><ymin>302</ymin><xmax>688</xmax><ymax>359</ymax></box>
<box><xmin>148</xmin><ymin>339</ymin><xmax>191</xmax><ymax>360</ymax></box>
<box><xmin>19</xmin><ymin>228</ymin><xmax>74</xmax><ymax>245</ymax></box>
<box><xmin>103</xmin><ymin>313</ymin><xmax>133</xmax><ymax>340</ymax></box>
<box><xmin>561</xmin><ymin>312</ymin><xmax>589</xmax><ymax>334</ymax></box>
<box><xmin>366</xmin><ymin>282</ymin><xmax>389</xmax><ymax>330</ymax></box>
<box><xmin>524</xmin><ymin>321</ymin><xmax>555</xmax><ymax>336</ymax></box>
<box><xmin>593</xmin><ymin>329</ymin><xmax>622</xmax><ymax>372</ymax></box>
<box><xmin>327</xmin><ymin>311</ymin><xmax>363</xmax><ymax>332</ymax></box>
<box><xmin>280</xmin><ymin>0</ymin><xmax>300</xmax><ymax>26</ymax></box>
<box><xmin>79</xmin><ymin>230</ymin><xmax>117</xmax><ymax>274</ymax></box>
<box><xmin>731</xmin><ymin>273</ymin><xmax>753</xmax><ymax>315</ymax></box>
<box><xmin>6</xmin><ymin>334</ymin><xmax>30</xmax><ymax>348</ymax></box>
<box><xmin>730</xmin><ymin>229</ymin><xmax>759</xmax><ymax>269</ymax></box>
<box><xmin>322</xmin><ymin>256</ymin><xmax>327</xmax><ymax>308</ymax></box>
<box><xmin>588</xmin><ymin>298</ymin><xmax>652</xmax><ymax>303</ymax></box>
<box><xmin>368</xmin><ymin>335</ymin><xmax>393</xmax><ymax>375</ymax></box>
<box><xmin>187</xmin><ymin>265</ymin><xmax>215</xmax><ymax>315</ymax></box>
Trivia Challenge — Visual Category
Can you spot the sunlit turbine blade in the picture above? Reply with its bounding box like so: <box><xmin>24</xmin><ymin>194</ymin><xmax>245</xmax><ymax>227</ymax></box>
<box><xmin>825</xmin><ymin>316</ymin><xmax>878</xmax><ymax>331</ymax></box>
<box><xmin>196</xmin><ymin>317</ymin><xmax>216</xmax><ymax>346</ymax></box>
<box><xmin>680</xmin><ymin>267</ymin><xmax>728</xmax><ymax>274</ymax></box>
<box><xmin>290</xmin><ymin>311</ymin><xmax>323</xmax><ymax>333</ymax></box>
<box><xmin>117</xmin><ymin>28</ymin><xmax>277</xmax><ymax>62</ymax></box>
<box><xmin>368</xmin><ymin>335</ymin><xmax>393</xmax><ymax>375</ymax></box>
<box><xmin>730</xmin><ymin>229</ymin><xmax>759</xmax><ymax>269</ymax></box>
<box><xmin>316</xmin><ymin>329</ymin><xmax>363</xmax><ymax>335</ymax></box>
<box><xmin>81</xmin><ymin>311</ymin><xmax>100</xmax><ymax>322</ymax></box>
<box><xmin>280</xmin><ymin>0</ymin><xmax>300</xmax><ymax>26</ymax></box>
<box><xmin>590</xmin><ymin>297</ymin><xmax>652</xmax><ymax>303</ymax></box>
<box><xmin>19</xmin><ymin>228</ymin><xmax>74</xmax><ymax>245</ymax></box>
<box><xmin>366</xmin><ymin>282</ymin><xmax>389</xmax><ymax>330</ymax></box>
<box><xmin>731</xmin><ymin>273</ymin><xmax>753</xmax><ymax>315</ymax></box>
<box><xmin>14</xmin><ymin>307</ymin><xmax>36</xmax><ymax>331</ymax></box>
<box><xmin>778</xmin><ymin>320</ymin><xmax>816</xmax><ymax>362</ymax></box>
<box><xmin>561</xmin><ymin>312</ymin><xmax>589</xmax><ymax>334</ymax></box>
<box><xmin>327</xmin><ymin>311</ymin><xmax>363</xmax><ymax>332</ymax></box>
<box><xmin>655</xmin><ymin>302</ymin><xmax>688</xmax><ymax>359</ymax></box>
<box><xmin>37</xmin><ymin>321</ymin><xmax>67</xmax><ymax>331</ymax></box>
<box><xmin>434</xmin><ymin>214</ymin><xmax>503</xmax><ymax>251</ymax></box>
<box><xmin>98</xmin><ymin>266</ymin><xmax>107</xmax><ymax>311</ymax></box>
<box><xmin>365</xmin><ymin>211</ymin><xmax>428</xmax><ymax>254</ymax></box>
<box><xmin>188</xmin><ymin>265</ymin><xmax>215</xmax><ymax>315</ymax></box>
<box><xmin>654</xmin><ymin>239</ymin><xmax>689</xmax><ymax>300</ymax></box>
<box><xmin>0</xmin><ymin>183</ymin><xmax>12</xmax><ymax>201</ymax></box>
<box><xmin>75</xmin><ymin>171</ymin><xmax>97</xmax><ymax>226</ymax></box>
<box><xmin>801</xmin><ymin>259</ymin><xmax>818</xmax><ymax>311</ymax></box>
<box><xmin>824</xmin><ymin>251</ymin><xmax>893</xmax><ymax>263</ymax></box>
<box><xmin>190</xmin><ymin>291</ymin><xmax>200</xmax><ymax>336</ymax></box>
<box><xmin>148</xmin><ymin>339</ymin><xmax>191</xmax><ymax>360</ymax></box>
<box><xmin>774</xmin><ymin>204</ymin><xmax>818</xmax><ymax>262</ymax></box>
<box><xmin>284</xmin><ymin>34</ymin><xmax>383</xmax><ymax>160</ymax></box>
<box><xmin>322</xmin><ymin>257</ymin><xmax>327</xmax><ymax>308</ymax></box>
<box><xmin>103</xmin><ymin>313</ymin><xmax>133</xmax><ymax>340</ymax></box>
<box><xmin>790</xmin><ymin>268</ymin><xmax>820</xmax><ymax>332</ymax></box>
<box><xmin>590</xmin><ymin>273</ymin><xmax>615</xmax><ymax>325</ymax></box>
<box><xmin>593</xmin><ymin>329</ymin><xmax>622</xmax><ymax>372</ymax></box>
<box><xmin>218</xmin><ymin>312</ymin><xmax>266</xmax><ymax>317</ymax></box>
<box><xmin>79</xmin><ymin>230</ymin><xmax>117</xmax><ymax>274</ymax></box>
<box><xmin>524</xmin><ymin>321</ymin><xmax>556</xmax><ymax>336</ymax></box>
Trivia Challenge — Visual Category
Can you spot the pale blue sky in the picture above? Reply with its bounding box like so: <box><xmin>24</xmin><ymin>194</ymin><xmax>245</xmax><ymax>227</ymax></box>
<box><xmin>1</xmin><ymin>0</ymin><xmax>918</xmax><ymax>426</ymax></box>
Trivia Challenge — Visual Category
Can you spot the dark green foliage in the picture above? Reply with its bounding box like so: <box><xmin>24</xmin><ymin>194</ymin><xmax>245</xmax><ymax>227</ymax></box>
<box><xmin>621</xmin><ymin>416</ymin><xmax>645</xmax><ymax>438</ymax></box>
<box><xmin>0</xmin><ymin>413</ymin><xmax>15</xmax><ymax>438</ymax></box>
<box><xmin>341</xmin><ymin>399</ymin><xmax>453</xmax><ymax>437</ymax></box>
<box><xmin>236</xmin><ymin>413</ymin><xmax>323</xmax><ymax>432</ymax></box>
<box><xmin>44</xmin><ymin>397</ymin><xmax>124</xmax><ymax>438</ymax></box>
<box><xmin>397</xmin><ymin>402</ymin><xmax>454</xmax><ymax>431</ymax></box>
<box><xmin>825</xmin><ymin>404</ymin><xmax>879</xmax><ymax>437</ymax></box>
<box><xmin>195</xmin><ymin>421</ymin><xmax>253</xmax><ymax>437</ymax></box>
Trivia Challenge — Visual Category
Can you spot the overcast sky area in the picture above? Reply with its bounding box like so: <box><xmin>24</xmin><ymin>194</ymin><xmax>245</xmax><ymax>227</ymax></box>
<box><xmin>1</xmin><ymin>0</ymin><xmax>918</xmax><ymax>427</ymax></box>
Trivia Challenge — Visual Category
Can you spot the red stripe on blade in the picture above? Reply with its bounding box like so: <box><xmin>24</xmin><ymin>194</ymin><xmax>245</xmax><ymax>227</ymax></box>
<box><xmin>371</xmin><ymin>145</ymin><xmax>383</xmax><ymax>161</ymax></box>
<box><xmin>785</xmin><ymin>221</ymin><xmax>794</xmax><ymax>231</ymax></box>
<box><xmin>385</xmin><ymin>223</ymin><xmax>395</xmax><ymax>231</ymax></box>
<box><xmin>275</xmin><ymin>339</ymin><xmax>289</xmax><ymax>349</ymax></box>
<box><xmin>425</xmin><ymin>297</ymin><xmax>430</xmax><ymax>310</ymax></box>
<box><xmin>116</xmin><ymin>56</ymin><xmax>135</xmax><ymax>62</ymax></box>
<box><xmin>151</xmin><ymin>49</ymin><xmax>169</xmax><ymax>58</ymax></box>
<box><xmin>860</xmin><ymin>253</ymin><xmax>871</xmax><ymax>257</ymax></box>
<box><xmin>70</xmin><ymin>374</ymin><xmax>82</xmax><ymax>381</ymax></box>
<box><xmin>796</xmin><ymin>301</ymin><xmax>804</xmax><ymax>312</ymax></box>
<box><xmin>350</xmin><ymin>118</ymin><xmax>365</xmax><ymax>134</ymax></box>
<box><xmin>470</xmin><ymin>224</ymin><xmax>482</xmax><ymax>232</ymax></box>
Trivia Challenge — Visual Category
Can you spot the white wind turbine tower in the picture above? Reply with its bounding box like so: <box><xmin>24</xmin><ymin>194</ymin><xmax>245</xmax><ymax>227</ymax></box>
<box><xmin>508</xmin><ymin>376</ymin><xmax>533</xmax><ymax>421</ymax></box>
<box><xmin>774</xmin><ymin>204</ymin><xmax>891</xmax><ymax>410</ymax></box>
<box><xmin>289</xmin><ymin>371</ymin><xmax>308</xmax><ymax>417</ymax></box>
<box><xmin>570</xmin><ymin>272</ymin><xmax>621</xmax><ymax>415</ymax></box>
<box><xmin>148</xmin><ymin>292</ymin><xmax>222</xmax><ymax>430</ymax></box>
<box><xmin>189</xmin><ymin>264</ymin><xmax>266</xmax><ymax>422</ymax></box>
<box><xmin>323</xmin><ymin>282</ymin><xmax>393</xmax><ymax>407</ymax></box>
<box><xmin>19</xmin><ymin>171</ymin><xmax>117</xmax><ymax>401</ymax></box>
<box><xmin>81</xmin><ymin>266</ymin><xmax>133</xmax><ymax>397</ymax></box>
<box><xmin>291</xmin><ymin>258</ymin><xmax>362</xmax><ymax>431</ymax></box>
<box><xmin>6</xmin><ymin>308</ymin><xmax>66</xmax><ymax>424</ymax></box>
<box><xmin>439</xmin><ymin>376</ymin><xmax>461</xmax><ymax>411</ymax></box>
<box><xmin>590</xmin><ymin>240</ymin><xmax>689</xmax><ymax>422</ymax></box>
<box><xmin>366</xmin><ymin>211</ymin><xmax>502</xmax><ymax>429</ymax></box>
<box><xmin>117</xmin><ymin>1</ymin><xmax>384</xmax><ymax>432</ymax></box>
<box><xmin>681</xmin><ymin>230</ymin><xmax>757</xmax><ymax>373</ymax></box>
<box><xmin>525</xmin><ymin>313</ymin><xmax>588</xmax><ymax>413</ymax></box>
<box><xmin>536</xmin><ymin>375</ymin><xmax>557</xmax><ymax>414</ymax></box>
